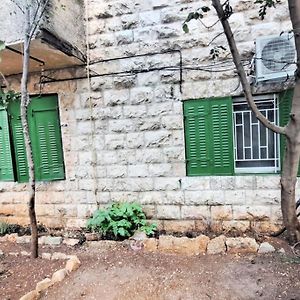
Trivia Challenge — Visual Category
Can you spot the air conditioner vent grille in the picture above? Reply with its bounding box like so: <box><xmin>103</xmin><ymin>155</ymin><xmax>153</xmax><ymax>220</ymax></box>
<box><xmin>255</xmin><ymin>34</ymin><xmax>296</xmax><ymax>82</ymax></box>
<box><xmin>261</xmin><ymin>37</ymin><xmax>295</xmax><ymax>73</ymax></box>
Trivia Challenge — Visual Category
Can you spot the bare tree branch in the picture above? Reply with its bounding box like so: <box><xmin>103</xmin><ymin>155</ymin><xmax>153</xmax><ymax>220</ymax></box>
<box><xmin>212</xmin><ymin>0</ymin><xmax>285</xmax><ymax>135</ymax></box>
<box><xmin>29</xmin><ymin>0</ymin><xmax>50</xmax><ymax>41</ymax></box>
<box><xmin>10</xmin><ymin>0</ymin><xmax>25</xmax><ymax>14</ymax></box>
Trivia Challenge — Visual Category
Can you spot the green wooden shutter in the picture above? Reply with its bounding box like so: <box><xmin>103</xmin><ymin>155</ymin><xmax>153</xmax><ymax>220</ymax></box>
<box><xmin>279</xmin><ymin>89</ymin><xmax>300</xmax><ymax>176</ymax></box>
<box><xmin>211</xmin><ymin>98</ymin><xmax>234</xmax><ymax>175</ymax></box>
<box><xmin>28</xmin><ymin>96</ymin><xmax>65</xmax><ymax>181</ymax></box>
<box><xmin>184</xmin><ymin>97</ymin><xmax>234</xmax><ymax>176</ymax></box>
<box><xmin>184</xmin><ymin>99</ymin><xmax>211</xmax><ymax>175</ymax></box>
<box><xmin>7</xmin><ymin>100</ymin><xmax>29</xmax><ymax>183</ymax></box>
<box><xmin>0</xmin><ymin>107</ymin><xmax>14</xmax><ymax>181</ymax></box>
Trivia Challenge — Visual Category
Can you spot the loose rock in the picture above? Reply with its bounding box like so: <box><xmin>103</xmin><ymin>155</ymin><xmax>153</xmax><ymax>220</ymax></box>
<box><xmin>6</xmin><ymin>233</ymin><xmax>18</xmax><ymax>243</ymax></box>
<box><xmin>16</xmin><ymin>236</ymin><xmax>31</xmax><ymax>244</ymax></box>
<box><xmin>88</xmin><ymin>240</ymin><xmax>118</xmax><ymax>251</ymax></box>
<box><xmin>44</xmin><ymin>236</ymin><xmax>62</xmax><ymax>246</ymax></box>
<box><xmin>130</xmin><ymin>231</ymin><xmax>147</xmax><ymax>241</ymax></box>
<box><xmin>85</xmin><ymin>233</ymin><xmax>99</xmax><ymax>241</ymax></box>
<box><xmin>38</xmin><ymin>236</ymin><xmax>46</xmax><ymax>245</ymax></box>
<box><xmin>51</xmin><ymin>269</ymin><xmax>67</xmax><ymax>283</ymax></box>
<box><xmin>63</xmin><ymin>238</ymin><xmax>80</xmax><ymax>247</ymax></box>
<box><xmin>143</xmin><ymin>238</ymin><xmax>158</xmax><ymax>252</ymax></box>
<box><xmin>172</xmin><ymin>237</ymin><xmax>199</xmax><ymax>256</ymax></box>
<box><xmin>207</xmin><ymin>235</ymin><xmax>226</xmax><ymax>255</ymax></box>
<box><xmin>226</xmin><ymin>237</ymin><xmax>259</xmax><ymax>254</ymax></box>
<box><xmin>65</xmin><ymin>256</ymin><xmax>81</xmax><ymax>273</ymax></box>
<box><xmin>36</xmin><ymin>278</ymin><xmax>53</xmax><ymax>293</ymax></box>
<box><xmin>195</xmin><ymin>235</ymin><xmax>210</xmax><ymax>254</ymax></box>
<box><xmin>158</xmin><ymin>235</ymin><xmax>174</xmax><ymax>253</ymax></box>
<box><xmin>19</xmin><ymin>290</ymin><xmax>38</xmax><ymax>300</ymax></box>
<box><xmin>41</xmin><ymin>253</ymin><xmax>52</xmax><ymax>260</ymax></box>
<box><xmin>51</xmin><ymin>252</ymin><xmax>68</xmax><ymax>260</ymax></box>
<box><xmin>258</xmin><ymin>242</ymin><xmax>275</xmax><ymax>254</ymax></box>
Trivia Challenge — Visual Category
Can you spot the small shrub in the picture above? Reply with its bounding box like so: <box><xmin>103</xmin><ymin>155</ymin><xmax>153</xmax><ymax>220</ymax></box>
<box><xmin>87</xmin><ymin>202</ymin><xmax>157</xmax><ymax>240</ymax></box>
<box><xmin>0</xmin><ymin>222</ymin><xmax>9</xmax><ymax>236</ymax></box>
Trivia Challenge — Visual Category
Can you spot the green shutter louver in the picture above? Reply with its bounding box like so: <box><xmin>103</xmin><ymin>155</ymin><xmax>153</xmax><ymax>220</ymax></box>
<box><xmin>7</xmin><ymin>100</ymin><xmax>29</xmax><ymax>183</ymax></box>
<box><xmin>0</xmin><ymin>108</ymin><xmax>14</xmax><ymax>181</ymax></box>
<box><xmin>184</xmin><ymin>97</ymin><xmax>234</xmax><ymax>176</ymax></box>
<box><xmin>29</xmin><ymin>96</ymin><xmax>65</xmax><ymax>181</ymax></box>
<box><xmin>211</xmin><ymin>98</ymin><xmax>234</xmax><ymax>175</ymax></box>
<box><xmin>279</xmin><ymin>89</ymin><xmax>300</xmax><ymax>176</ymax></box>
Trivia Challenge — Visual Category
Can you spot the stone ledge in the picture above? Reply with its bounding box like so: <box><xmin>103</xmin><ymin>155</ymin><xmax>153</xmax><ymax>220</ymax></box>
<box><xmin>141</xmin><ymin>235</ymin><xmax>275</xmax><ymax>256</ymax></box>
<box><xmin>19</xmin><ymin>254</ymin><xmax>81</xmax><ymax>300</ymax></box>
<box><xmin>84</xmin><ymin>235</ymin><xmax>277</xmax><ymax>257</ymax></box>
<box><xmin>1</xmin><ymin>234</ymin><xmax>80</xmax><ymax>247</ymax></box>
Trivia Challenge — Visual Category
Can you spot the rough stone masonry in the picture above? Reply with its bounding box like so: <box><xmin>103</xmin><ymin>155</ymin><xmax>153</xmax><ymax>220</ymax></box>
<box><xmin>0</xmin><ymin>0</ymin><xmax>299</xmax><ymax>233</ymax></box>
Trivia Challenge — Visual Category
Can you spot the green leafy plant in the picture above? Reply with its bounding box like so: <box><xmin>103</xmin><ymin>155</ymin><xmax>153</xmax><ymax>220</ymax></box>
<box><xmin>0</xmin><ymin>222</ymin><xmax>9</xmax><ymax>236</ymax></box>
<box><xmin>0</xmin><ymin>89</ymin><xmax>20</xmax><ymax>107</ymax></box>
<box><xmin>182</xmin><ymin>6</ymin><xmax>211</xmax><ymax>33</ymax></box>
<box><xmin>87</xmin><ymin>202</ymin><xmax>157</xmax><ymax>240</ymax></box>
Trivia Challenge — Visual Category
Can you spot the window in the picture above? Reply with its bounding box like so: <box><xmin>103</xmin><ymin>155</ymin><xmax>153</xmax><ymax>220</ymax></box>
<box><xmin>183</xmin><ymin>90</ymin><xmax>299</xmax><ymax>176</ymax></box>
<box><xmin>0</xmin><ymin>95</ymin><xmax>65</xmax><ymax>182</ymax></box>
<box><xmin>233</xmin><ymin>94</ymin><xmax>280</xmax><ymax>173</ymax></box>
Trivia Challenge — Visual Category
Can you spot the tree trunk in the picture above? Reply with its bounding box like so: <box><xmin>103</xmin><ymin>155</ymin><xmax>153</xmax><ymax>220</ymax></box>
<box><xmin>281</xmin><ymin>82</ymin><xmax>300</xmax><ymax>243</ymax></box>
<box><xmin>280</xmin><ymin>0</ymin><xmax>300</xmax><ymax>243</ymax></box>
<box><xmin>20</xmin><ymin>6</ymin><xmax>38</xmax><ymax>259</ymax></box>
<box><xmin>211</xmin><ymin>0</ymin><xmax>300</xmax><ymax>243</ymax></box>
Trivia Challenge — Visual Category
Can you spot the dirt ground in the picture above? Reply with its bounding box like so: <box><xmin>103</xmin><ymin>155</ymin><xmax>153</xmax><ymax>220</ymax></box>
<box><xmin>0</xmin><ymin>242</ymin><xmax>66</xmax><ymax>300</ymax></box>
<box><xmin>1</xmin><ymin>239</ymin><xmax>300</xmax><ymax>300</ymax></box>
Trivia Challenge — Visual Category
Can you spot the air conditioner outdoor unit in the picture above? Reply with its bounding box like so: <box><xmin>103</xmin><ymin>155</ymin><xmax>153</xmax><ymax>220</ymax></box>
<box><xmin>255</xmin><ymin>33</ymin><xmax>296</xmax><ymax>82</ymax></box>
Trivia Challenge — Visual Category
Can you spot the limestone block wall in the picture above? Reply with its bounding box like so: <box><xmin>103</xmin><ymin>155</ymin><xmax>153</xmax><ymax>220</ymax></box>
<box><xmin>0</xmin><ymin>0</ymin><xmax>299</xmax><ymax>233</ymax></box>
<box><xmin>0</xmin><ymin>0</ymin><xmax>85</xmax><ymax>55</ymax></box>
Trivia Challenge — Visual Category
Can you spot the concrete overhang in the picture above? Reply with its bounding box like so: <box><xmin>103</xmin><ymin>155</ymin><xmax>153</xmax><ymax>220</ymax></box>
<box><xmin>0</xmin><ymin>0</ymin><xmax>86</xmax><ymax>76</ymax></box>
<box><xmin>0</xmin><ymin>38</ymin><xmax>84</xmax><ymax>76</ymax></box>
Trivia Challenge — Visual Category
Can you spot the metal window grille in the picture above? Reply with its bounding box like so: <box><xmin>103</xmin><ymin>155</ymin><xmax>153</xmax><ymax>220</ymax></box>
<box><xmin>233</xmin><ymin>94</ymin><xmax>280</xmax><ymax>173</ymax></box>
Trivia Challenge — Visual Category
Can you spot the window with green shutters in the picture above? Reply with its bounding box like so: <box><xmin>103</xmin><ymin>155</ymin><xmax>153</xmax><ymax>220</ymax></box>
<box><xmin>184</xmin><ymin>97</ymin><xmax>234</xmax><ymax>176</ymax></box>
<box><xmin>0</xmin><ymin>95</ymin><xmax>65</xmax><ymax>182</ymax></box>
<box><xmin>184</xmin><ymin>91</ymin><xmax>298</xmax><ymax>176</ymax></box>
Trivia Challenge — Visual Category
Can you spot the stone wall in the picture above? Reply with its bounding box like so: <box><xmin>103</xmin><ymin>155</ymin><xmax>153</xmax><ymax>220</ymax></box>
<box><xmin>0</xmin><ymin>0</ymin><xmax>36</xmax><ymax>44</ymax></box>
<box><xmin>0</xmin><ymin>0</ymin><xmax>299</xmax><ymax>233</ymax></box>
<box><xmin>0</xmin><ymin>0</ymin><xmax>85</xmax><ymax>55</ymax></box>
